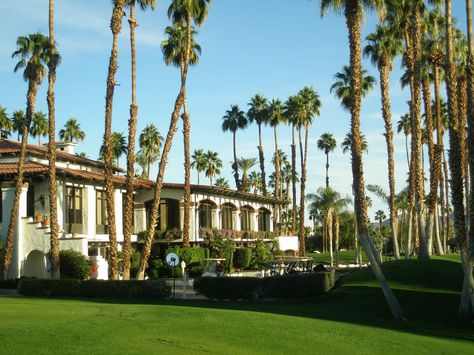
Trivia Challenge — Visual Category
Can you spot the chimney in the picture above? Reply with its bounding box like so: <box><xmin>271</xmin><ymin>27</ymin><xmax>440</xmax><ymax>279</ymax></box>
<box><xmin>54</xmin><ymin>141</ymin><xmax>76</xmax><ymax>155</ymax></box>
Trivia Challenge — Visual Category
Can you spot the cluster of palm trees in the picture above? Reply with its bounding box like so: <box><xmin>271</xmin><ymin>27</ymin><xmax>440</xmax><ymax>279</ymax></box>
<box><xmin>190</xmin><ymin>149</ymin><xmax>223</xmax><ymax>185</ymax></box>
<box><xmin>221</xmin><ymin>88</ymin><xmax>321</xmax><ymax>255</ymax></box>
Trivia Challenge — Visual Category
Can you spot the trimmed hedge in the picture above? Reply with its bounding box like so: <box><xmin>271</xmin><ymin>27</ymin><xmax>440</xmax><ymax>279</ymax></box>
<box><xmin>233</xmin><ymin>248</ymin><xmax>252</xmax><ymax>270</ymax></box>
<box><xmin>193</xmin><ymin>272</ymin><xmax>335</xmax><ymax>300</ymax></box>
<box><xmin>18</xmin><ymin>278</ymin><xmax>171</xmax><ymax>299</ymax></box>
<box><xmin>0</xmin><ymin>279</ymin><xmax>18</xmax><ymax>289</ymax></box>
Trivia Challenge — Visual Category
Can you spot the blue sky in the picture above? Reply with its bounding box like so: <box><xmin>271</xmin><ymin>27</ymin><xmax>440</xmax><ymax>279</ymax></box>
<box><xmin>0</xmin><ymin>1</ymin><xmax>469</xmax><ymax>224</ymax></box>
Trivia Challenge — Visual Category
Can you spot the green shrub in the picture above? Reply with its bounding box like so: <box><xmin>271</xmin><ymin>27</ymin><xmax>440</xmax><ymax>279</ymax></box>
<box><xmin>59</xmin><ymin>250</ymin><xmax>92</xmax><ymax>280</ymax></box>
<box><xmin>146</xmin><ymin>258</ymin><xmax>162</xmax><ymax>279</ymax></box>
<box><xmin>233</xmin><ymin>248</ymin><xmax>252</xmax><ymax>270</ymax></box>
<box><xmin>187</xmin><ymin>262</ymin><xmax>204</xmax><ymax>277</ymax></box>
<box><xmin>249</xmin><ymin>240</ymin><xmax>271</xmax><ymax>270</ymax></box>
<box><xmin>18</xmin><ymin>278</ymin><xmax>170</xmax><ymax>299</ymax></box>
<box><xmin>0</xmin><ymin>279</ymin><xmax>18</xmax><ymax>289</ymax></box>
<box><xmin>193</xmin><ymin>272</ymin><xmax>335</xmax><ymax>300</ymax></box>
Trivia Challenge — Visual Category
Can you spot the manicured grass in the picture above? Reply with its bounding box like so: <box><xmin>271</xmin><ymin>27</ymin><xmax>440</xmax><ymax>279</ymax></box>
<box><xmin>308</xmin><ymin>250</ymin><xmax>368</xmax><ymax>264</ymax></box>
<box><xmin>0</xmin><ymin>255</ymin><xmax>472</xmax><ymax>354</ymax></box>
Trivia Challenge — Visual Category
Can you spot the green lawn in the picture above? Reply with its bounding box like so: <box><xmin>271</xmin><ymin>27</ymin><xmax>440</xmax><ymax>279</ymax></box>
<box><xmin>308</xmin><ymin>250</ymin><xmax>368</xmax><ymax>264</ymax></box>
<box><xmin>0</xmin><ymin>255</ymin><xmax>473</xmax><ymax>354</ymax></box>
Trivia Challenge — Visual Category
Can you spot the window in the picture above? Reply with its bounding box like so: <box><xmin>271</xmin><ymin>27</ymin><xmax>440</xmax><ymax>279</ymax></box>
<box><xmin>66</xmin><ymin>186</ymin><xmax>83</xmax><ymax>233</ymax></box>
<box><xmin>221</xmin><ymin>204</ymin><xmax>234</xmax><ymax>230</ymax></box>
<box><xmin>258</xmin><ymin>209</ymin><xmax>270</xmax><ymax>232</ymax></box>
<box><xmin>26</xmin><ymin>185</ymin><xmax>34</xmax><ymax>217</ymax></box>
<box><xmin>96</xmin><ymin>190</ymin><xmax>108</xmax><ymax>234</ymax></box>
<box><xmin>240</xmin><ymin>206</ymin><xmax>252</xmax><ymax>231</ymax></box>
<box><xmin>199</xmin><ymin>202</ymin><xmax>213</xmax><ymax>228</ymax></box>
<box><xmin>146</xmin><ymin>199</ymin><xmax>180</xmax><ymax>231</ymax></box>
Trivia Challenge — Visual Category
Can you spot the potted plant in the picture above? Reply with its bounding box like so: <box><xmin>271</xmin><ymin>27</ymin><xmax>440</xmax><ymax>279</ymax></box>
<box><xmin>42</xmin><ymin>215</ymin><xmax>50</xmax><ymax>228</ymax></box>
<box><xmin>34</xmin><ymin>214</ymin><xmax>44</xmax><ymax>224</ymax></box>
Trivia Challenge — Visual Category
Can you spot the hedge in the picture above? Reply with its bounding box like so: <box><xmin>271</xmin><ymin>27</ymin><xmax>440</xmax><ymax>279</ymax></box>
<box><xmin>18</xmin><ymin>278</ymin><xmax>171</xmax><ymax>299</ymax></box>
<box><xmin>193</xmin><ymin>272</ymin><xmax>335</xmax><ymax>300</ymax></box>
<box><xmin>0</xmin><ymin>279</ymin><xmax>18</xmax><ymax>289</ymax></box>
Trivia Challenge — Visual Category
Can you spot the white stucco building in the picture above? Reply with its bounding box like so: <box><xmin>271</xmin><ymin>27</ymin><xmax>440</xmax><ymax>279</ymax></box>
<box><xmin>0</xmin><ymin>139</ymin><xmax>297</xmax><ymax>280</ymax></box>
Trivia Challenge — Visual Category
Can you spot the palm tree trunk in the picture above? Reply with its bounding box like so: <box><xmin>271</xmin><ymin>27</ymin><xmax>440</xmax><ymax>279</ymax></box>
<box><xmin>405</xmin><ymin>134</ymin><xmax>410</xmax><ymax>170</ymax></box>
<box><xmin>103</xmin><ymin>0</ymin><xmax>126</xmax><ymax>280</ymax></box>
<box><xmin>291</xmin><ymin>125</ymin><xmax>297</xmax><ymax>234</ymax></box>
<box><xmin>1</xmin><ymin>80</ymin><xmax>38</xmax><ymax>280</ymax></box>
<box><xmin>380</xmin><ymin>60</ymin><xmax>400</xmax><ymax>259</ymax></box>
<box><xmin>48</xmin><ymin>0</ymin><xmax>60</xmax><ymax>280</ymax></box>
<box><xmin>232</xmin><ymin>131</ymin><xmax>240</xmax><ymax>189</ymax></box>
<box><xmin>457</xmin><ymin>76</ymin><xmax>470</xmax><ymax>231</ymax></box>
<box><xmin>334</xmin><ymin>213</ymin><xmax>340</xmax><ymax>267</ymax></box>
<box><xmin>411</xmin><ymin>7</ymin><xmax>429</xmax><ymax>260</ymax></box>
<box><xmin>325</xmin><ymin>152</ymin><xmax>329</xmax><ymax>188</ymax></box>
<box><xmin>328</xmin><ymin>210</ymin><xmax>333</xmax><ymax>268</ymax></box>
<box><xmin>345</xmin><ymin>2</ymin><xmax>405</xmax><ymax>320</ymax></box>
<box><xmin>123</xmin><ymin>4</ymin><xmax>138</xmax><ymax>280</ymax></box>
<box><xmin>466</xmin><ymin>0</ymin><xmax>474</xmax><ymax>260</ymax></box>
<box><xmin>445</xmin><ymin>0</ymin><xmax>474</xmax><ymax>317</ymax></box>
<box><xmin>443</xmin><ymin>154</ymin><xmax>450</xmax><ymax>243</ymax></box>
<box><xmin>257</xmin><ymin>123</ymin><xmax>267</xmax><ymax>195</ymax></box>
<box><xmin>298</xmin><ymin>127</ymin><xmax>308</xmax><ymax>256</ymax></box>
<box><xmin>182</xmin><ymin>100</ymin><xmax>191</xmax><ymax>249</ymax></box>
<box><xmin>273</xmin><ymin>126</ymin><xmax>281</xmax><ymax>230</ymax></box>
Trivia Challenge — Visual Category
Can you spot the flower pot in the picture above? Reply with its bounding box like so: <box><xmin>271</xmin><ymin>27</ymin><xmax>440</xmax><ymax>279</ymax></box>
<box><xmin>42</xmin><ymin>218</ymin><xmax>50</xmax><ymax>228</ymax></box>
<box><xmin>34</xmin><ymin>214</ymin><xmax>44</xmax><ymax>224</ymax></box>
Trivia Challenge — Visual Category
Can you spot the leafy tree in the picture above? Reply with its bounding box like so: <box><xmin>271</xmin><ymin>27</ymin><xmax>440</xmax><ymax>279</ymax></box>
<box><xmin>138</xmin><ymin>124</ymin><xmax>162</xmax><ymax>178</ymax></box>
<box><xmin>59</xmin><ymin>118</ymin><xmax>85</xmax><ymax>143</ymax></box>
<box><xmin>237</xmin><ymin>157</ymin><xmax>257</xmax><ymax>192</ymax></box>
<box><xmin>191</xmin><ymin>148</ymin><xmax>206</xmax><ymax>184</ymax></box>
<box><xmin>204</xmin><ymin>150</ymin><xmax>222</xmax><ymax>185</ymax></box>
<box><xmin>317</xmin><ymin>132</ymin><xmax>337</xmax><ymax>188</ymax></box>
<box><xmin>30</xmin><ymin>111</ymin><xmax>48</xmax><ymax>145</ymax></box>
<box><xmin>0</xmin><ymin>106</ymin><xmax>12</xmax><ymax>139</ymax></box>
<box><xmin>214</xmin><ymin>177</ymin><xmax>230</xmax><ymax>189</ymax></box>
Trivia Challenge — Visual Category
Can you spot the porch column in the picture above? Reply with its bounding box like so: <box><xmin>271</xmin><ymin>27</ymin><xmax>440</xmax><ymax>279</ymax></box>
<box><xmin>212</xmin><ymin>206</ymin><xmax>220</xmax><ymax>230</ymax></box>
<box><xmin>251</xmin><ymin>210</ymin><xmax>258</xmax><ymax>232</ymax></box>
<box><xmin>233</xmin><ymin>209</ymin><xmax>240</xmax><ymax>231</ymax></box>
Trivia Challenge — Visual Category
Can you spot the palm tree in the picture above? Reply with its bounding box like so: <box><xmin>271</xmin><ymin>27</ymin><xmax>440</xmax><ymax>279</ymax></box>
<box><xmin>191</xmin><ymin>149</ymin><xmax>206</xmax><ymax>184</ymax></box>
<box><xmin>2</xmin><ymin>33</ymin><xmax>52</xmax><ymax>281</ymax></box>
<box><xmin>341</xmin><ymin>132</ymin><xmax>368</xmax><ymax>155</ymax></box>
<box><xmin>330</xmin><ymin>65</ymin><xmax>376</xmax><ymax>111</ymax></box>
<box><xmin>396</xmin><ymin>113</ymin><xmax>411</xmax><ymax>169</ymax></box>
<box><xmin>363</xmin><ymin>23</ymin><xmax>402</xmax><ymax>260</ymax></box>
<box><xmin>375</xmin><ymin>209</ymin><xmax>387</xmax><ymax>262</ymax></box>
<box><xmin>320</xmin><ymin>0</ymin><xmax>405</xmax><ymax>320</ymax></box>
<box><xmin>317</xmin><ymin>132</ymin><xmax>337</xmax><ymax>188</ymax></box>
<box><xmin>47</xmin><ymin>0</ymin><xmax>61</xmax><ymax>279</ymax></box>
<box><xmin>267</xmin><ymin>99</ymin><xmax>284</xmax><ymax>227</ymax></box>
<box><xmin>248</xmin><ymin>171</ymin><xmax>262</xmax><ymax>194</ymax></box>
<box><xmin>247</xmin><ymin>94</ymin><xmax>269</xmax><ymax>195</ymax></box>
<box><xmin>11</xmin><ymin>110</ymin><xmax>26</xmax><ymax>141</ymax></box>
<box><xmin>30</xmin><ymin>111</ymin><xmax>48</xmax><ymax>145</ymax></box>
<box><xmin>465</xmin><ymin>0</ymin><xmax>474</xmax><ymax>317</ymax></box>
<box><xmin>237</xmin><ymin>157</ymin><xmax>257</xmax><ymax>193</ymax></box>
<box><xmin>307</xmin><ymin>187</ymin><xmax>350</xmax><ymax>267</ymax></box>
<box><xmin>162</xmin><ymin>21</ymin><xmax>201</xmax><ymax>250</ymax></box>
<box><xmin>134</xmin><ymin>150</ymin><xmax>147</xmax><ymax>177</ymax></box>
<box><xmin>100</xmin><ymin>132</ymin><xmax>127</xmax><ymax>165</ymax></box>
<box><xmin>101</xmin><ymin>0</ymin><xmax>127</xmax><ymax>280</ymax></box>
<box><xmin>122</xmin><ymin>0</ymin><xmax>157</xmax><ymax>280</ymax></box>
<box><xmin>138</xmin><ymin>124</ymin><xmax>162</xmax><ymax>179</ymax></box>
<box><xmin>295</xmin><ymin>87</ymin><xmax>321</xmax><ymax>256</ymax></box>
<box><xmin>214</xmin><ymin>177</ymin><xmax>229</xmax><ymax>189</ymax></box>
<box><xmin>59</xmin><ymin>118</ymin><xmax>85</xmax><ymax>143</ymax></box>
<box><xmin>0</xmin><ymin>106</ymin><xmax>12</xmax><ymax>139</ymax></box>
<box><xmin>204</xmin><ymin>150</ymin><xmax>222</xmax><ymax>185</ymax></box>
<box><xmin>222</xmin><ymin>105</ymin><xmax>248</xmax><ymax>189</ymax></box>
<box><xmin>138</xmin><ymin>0</ymin><xmax>212</xmax><ymax>280</ymax></box>
<box><xmin>75</xmin><ymin>152</ymin><xmax>88</xmax><ymax>158</ymax></box>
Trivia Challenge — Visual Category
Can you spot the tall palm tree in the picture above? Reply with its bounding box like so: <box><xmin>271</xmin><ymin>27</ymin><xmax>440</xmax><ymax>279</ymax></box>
<box><xmin>138</xmin><ymin>0</ymin><xmax>212</xmax><ymax>280</ymax></box>
<box><xmin>444</xmin><ymin>0</ymin><xmax>474</xmax><ymax>317</ymax></box>
<box><xmin>237</xmin><ymin>157</ymin><xmax>257</xmax><ymax>193</ymax></box>
<box><xmin>283</xmin><ymin>95</ymin><xmax>304</xmax><ymax>235</ymax></box>
<box><xmin>295</xmin><ymin>87</ymin><xmax>321</xmax><ymax>256</ymax></box>
<box><xmin>47</xmin><ymin>0</ymin><xmax>61</xmax><ymax>279</ymax></box>
<box><xmin>317</xmin><ymin>132</ymin><xmax>337</xmax><ymax>188</ymax></box>
<box><xmin>30</xmin><ymin>111</ymin><xmax>48</xmax><ymax>145</ymax></box>
<box><xmin>58</xmin><ymin>118</ymin><xmax>85</xmax><ymax>143</ymax></box>
<box><xmin>11</xmin><ymin>110</ymin><xmax>26</xmax><ymax>141</ymax></box>
<box><xmin>214</xmin><ymin>177</ymin><xmax>229</xmax><ymax>189</ymax></box>
<box><xmin>330</xmin><ymin>65</ymin><xmax>376</xmax><ymax>111</ymax></box>
<box><xmin>363</xmin><ymin>23</ymin><xmax>402</xmax><ymax>260</ymax></box>
<box><xmin>375</xmin><ymin>209</ymin><xmax>387</xmax><ymax>262</ymax></box>
<box><xmin>222</xmin><ymin>105</ymin><xmax>248</xmax><ymax>189</ymax></box>
<box><xmin>320</xmin><ymin>0</ymin><xmax>405</xmax><ymax>320</ymax></box>
<box><xmin>204</xmin><ymin>150</ymin><xmax>222</xmax><ymax>185</ymax></box>
<box><xmin>191</xmin><ymin>149</ymin><xmax>206</xmax><ymax>184</ymax></box>
<box><xmin>138</xmin><ymin>124</ymin><xmax>162</xmax><ymax>179</ymax></box>
<box><xmin>465</xmin><ymin>0</ymin><xmax>474</xmax><ymax>315</ymax></box>
<box><xmin>134</xmin><ymin>150</ymin><xmax>147</xmax><ymax>177</ymax></box>
<box><xmin>162</xmin><ymin>21</ymin><xmax>201</xmax><ymax>249</ymax></box>
<box><xmin>122</xmin><ymin>0</ymin><xmax>157</xmax><ymax>280</ymax></box>
<box><xmin>0</xmin><ymin>106</ymin><xmax>12</xmax><ymax>139</ymax></box>
<box><xmin>248</xmin><ymin>171</ymin><xmax>262</xmax><ymax>194</ymax></box>
<box><xmin>102</xmin><ymin>0</ymin><xmax>127</xmax><ymax>280</ymax></box>
<box><xmin>2</xmin><ymin>33</ymin><xmax>52</xmax><ymax>280</ymax></box>
<box><xmin>341</xmin><ymin>132</ymin><xmax>368</xmax><ymax>155</ymax></box>
<box><xmin>267</xmin><ymin>99</ymin><xmax>284</xmax><ymax>228</ymax></box>
<box><xmin>247</xmin><ymin>94</ymin><xmax>269</xmax><ymax>195</ymax></box>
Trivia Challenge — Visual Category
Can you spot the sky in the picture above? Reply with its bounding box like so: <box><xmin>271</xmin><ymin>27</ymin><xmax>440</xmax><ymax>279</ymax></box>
<box><xmin>0</xmin><ymin>1</ymin><xmax>469</xmax><ymax>226</ymax></box>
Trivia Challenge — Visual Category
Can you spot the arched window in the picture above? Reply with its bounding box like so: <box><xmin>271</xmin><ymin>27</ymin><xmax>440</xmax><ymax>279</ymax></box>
<box><xmin>199</xmin><ymin>200</ymin><xmax>214</xmax><ymax>228</ymax></box>
<box><xmin>258</xmin><ymin>208</ymin><xmax>271</xmax><ymax>232</ymax></box>
<box><xmin>221</xmin><ymin>203</ymin><xmax>236</xmax><ymax>230</ymax></box>
<box><xmin>240</xmin><ymin>205</ymin><xmax>254</xmax><ymax>231</ymax></box>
